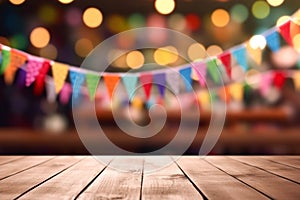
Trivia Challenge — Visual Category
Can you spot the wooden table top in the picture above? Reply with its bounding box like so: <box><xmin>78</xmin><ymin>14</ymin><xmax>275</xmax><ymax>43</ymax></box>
<box><xmin>0</xmin><ymin>156</ymin><xmax>299</xmax><ymax>199</ymax></box>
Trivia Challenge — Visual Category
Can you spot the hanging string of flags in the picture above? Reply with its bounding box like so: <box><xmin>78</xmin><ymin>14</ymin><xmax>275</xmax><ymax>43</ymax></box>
<box><xmin>0</xmin><ymin>13</ymin><xmax>300</xmax><ymax>106</ymax></box>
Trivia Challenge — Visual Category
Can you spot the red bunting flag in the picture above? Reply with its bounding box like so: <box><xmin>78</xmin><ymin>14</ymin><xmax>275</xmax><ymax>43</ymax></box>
<box><xmin>103</xmin><ymin>74</ymin><xmax>120</xmax><ymax>99</ymax></box>
<box><xmin>273</xmin><ymin>72</ymin><xmax>286</xmax><ymax>89</ymax></box>
<box><xmin>139</xmin><ymin>73</ymin><xmax>153</xmax><ymax>100</ymax></box>
<box><xmin>34</xmin><ymin>61</ymin><xmax>50</xmax><ymax>96</ymax></box>
<box><xmin>218</xmin><ymin>52</ymin><xmax>231</xmax><ymax>79</ymax></box>
<box><xmin>279</xmin><ymin>20</ymin><xmax>293</xmax><ymax>46</ymax></box>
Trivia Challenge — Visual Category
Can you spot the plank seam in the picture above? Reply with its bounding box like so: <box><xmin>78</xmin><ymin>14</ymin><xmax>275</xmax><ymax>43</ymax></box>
<box><xmin>139</xmin><ymin>158</ymin><xmax>144</xmax><ymax>200</ymax></box>
<box><xmin>260</xmin><ymin>157</ymin><xmax>300</xmax><ymax>170</ymax></box>
<box><xmin>204</xmin><ymin>158</ymin><xmax>273</xmax><ymax>200</ymax></box>
<box><xmin>0</xmin><ymin>156</ymin><xmax>25</xmax><ymax>166</ymax></box>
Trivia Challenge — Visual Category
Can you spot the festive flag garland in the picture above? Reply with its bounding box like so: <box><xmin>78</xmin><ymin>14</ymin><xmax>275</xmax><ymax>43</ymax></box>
<box><xmin>0</xmin><ymin>13</ymin><xmax>299</xmax><ymax>107</ymax></box>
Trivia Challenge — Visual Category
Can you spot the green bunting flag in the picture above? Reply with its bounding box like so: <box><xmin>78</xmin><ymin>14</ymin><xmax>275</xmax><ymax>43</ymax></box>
<box><xmin>86</xmin><ymin>73</ymin><xmax>100</xmax><ymax>101</ymax></box>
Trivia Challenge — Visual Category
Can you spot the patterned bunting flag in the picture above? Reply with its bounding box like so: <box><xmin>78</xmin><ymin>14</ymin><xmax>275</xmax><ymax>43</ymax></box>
<box><xmin>166</xmin><ymin>70</ymin><xmax>180</xmax><ymax>94</ymax></box>
<box><xmin>25</xmin><ymin>56</ymin><xmax>44</xmax><ymax>87</ymax></box>
<box><xmin>179</xmin><ymin>67</ymin><xmax>193</xmax><ymax>92</ymax></box>
<box><xmin>4</xmin><ymin>50</ymin><xmax>27</xmax><ymax>85</ymax></box>
<box><xmin>232</xmin><ymin>46</ymin><xmax>248</xmax><ymax>71</ymax></box>
<box><xmin>59</xmin><ymin>83</ymin><xmax>72</xmax><ymax>105</ymax></box>
<box><xmin>122</xmin><ymin>74</ymin><xmax>138</xmax><ymax>101</ymax></box>
<box><xmin>34</xmin><ymin>61</ymin><xmax>51</xmax><ymax>96</ymax></box>
<box><xmin>293</xmin><ymin>71</ymin><xmax>300</xmax><ymax>91</ymax></box>
<box><xmin>192</xmin><ymin>62</ymin><xmax>207</xmax><ymax>87</ymax></box>
<box><xmin>279</xmin><ymin>20</ymin><xmax>292</xmax><ymax>46</ymax></box>
<box><xmin>265</xmin><ymin>31</ymin><xmax>280</xmax><ymax>52</ymax></box>
<box><xmin>229</xmin><ymin>83</ymin><xmax>244</xmax><ymax>102</ymax></box>
<box><xmin>0</xmin><ymin>49</ymin><xmax>11</xmax><ymax>75</ymax></box>
<box><xmin>86</xmin><ymin>73</ymin><xmax>100</xmax><ymax>101</ymax></box>
<box><xmin>207</xmin><ymin>59</ymin><xmax>220</xmax><ymax>84</ymax></box>
<box><xmin>273</xmin><ymin>71</ymin><xmax>286</xmax><ymax>89</ymax></box>
<box><xmin>51</xmin><ymin>62</ymin><xmax>69</xmax><ymax>93</ymax></box>
<box><xmin>218</xmin><ymin>52</ymin><xmax>231</xmax><ymax>79</ymax></box>
<box><xmin>139</xmin><ymin>73</ymin><xmax>153</xmax><ymax>100</ymax></box>
<box><xmin>69</xmin><ymin>70</ymin><xmax>85</xmax><ymax>99</ymax></box>
<box><xmin>246</xmin><ymin>43</ymin><xmax>262</xmax><ymax>65</ymax></box>
<box><xmin>153</xmin><ymin>73</ymin><xmax>166</xmax><ymax>97</ymax></box>
<box><xmin>103</xmin><ymin>74</ymin><xmax>120</xmax><ymax>99</ymax></box>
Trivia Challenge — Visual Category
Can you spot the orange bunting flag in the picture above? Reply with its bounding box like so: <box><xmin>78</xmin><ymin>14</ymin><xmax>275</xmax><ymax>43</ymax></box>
<box><xmin>229</xmin><ymin>83</ymin><xmax>244</xmax><ymax>102</ymax></box>
<box><xmin>4</xmin><ymin>50</ymin><xmax>27</xmax><ymax>85</ymax></box>
<box><xmin>218</xmin><ymin>86</ymin><xmax>231</xmax><ymax>104</ymax></box>
<box><xmin>51</xmin><ymin>62</ymin><xmax>69</xmax><ymax>93</ymax></box>
<box><xmin>293</xmin><ymin>71</ymin><xmax>300</xmax><ymax>91</ymax></box>
<box><xmin>103</xmin><ymin>74</ymin><xmax>120</xmax><ymax>99</ymax></box>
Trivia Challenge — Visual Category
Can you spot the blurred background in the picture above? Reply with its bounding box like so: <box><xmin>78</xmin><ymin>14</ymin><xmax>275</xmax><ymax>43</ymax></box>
<box><xmin>0</xmin><ymin>0</ymin><xmax>300</xmax><ymax>155</ymax></box>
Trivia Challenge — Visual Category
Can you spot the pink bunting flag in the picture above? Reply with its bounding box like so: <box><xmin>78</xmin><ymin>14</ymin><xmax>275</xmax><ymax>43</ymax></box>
<box><xmin>218</xmin><ymin>52</ymin><xmax>231</xmax><ymax>79</ymax></box>
<box><xmin>139</xmin><ymin>73</ymin><xmax>153</xmax><ymax>100</ymax></box>
<box><xmin>192</xmin><ymin>62</ymin><xmax>206</xmax><ymax>87</ymax></box>
<box><xmin>259</xmin><ymin>73</ymin><xmax>273</xmax><ymax>96</ymax></box>
<box><xmin>26</xmin><ymin>56</ymin><xmax>44</xmax><ymax>87</ymax></box>
<box><xmin>59</xmin><ymin>83</ymin><xmax>72</xmax><ymax>105</ymax></box>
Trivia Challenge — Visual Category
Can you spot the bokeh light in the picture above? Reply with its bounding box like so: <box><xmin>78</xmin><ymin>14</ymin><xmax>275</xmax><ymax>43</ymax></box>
<box><xmin>75</xmin><ymin>38</ymin><xmax>93</xmax><ymax>57</ymax></box>
<box><xmin>10</xmin><ymin>34</ymin><xmax>27</xmax><ymax>50</ymax></box>
<box><xmin>266</xmin><ymin>0</ymin><xmax>285</xmax><ymax>7</ymax></box>
<box><xmin>58</xmin><ymin>0</ymin><xmax>74</xmax><ymax>4</ymax></box>
<box><xmin>65</xmin><ymin>8</ymin><xmax>82</xmax><ymax>27</ymax></box>
<box><xmin>271</xmin><ymin>46</ymin><xmax>299</xmax><ymax>68</ymax></box>
<box><xmin>0</xmin><ymin>37</ymin><xmax>10</xmax><ymax>46</ymax></box>
<box><xmin>126</xmin><ymin>50</ymin><xmax>145</xmax><ymax>69</ymax></box>
<box><xmin>187</xmin><ymin>43</ymin><xmax>206</xmax><ymax>61</ymax></box>
<box><xmin>168</xmin><ymin>14</ymin><xmax>186</xmax><ymax>31</ymax></box>
<box><xmin>83</xmin><ymin>7</ymin><xmax>103</xmax><ymax>28</ymax></box>
<box><xmin>107</xmin><ymin>14</ymin><xmax>128</xmax><ymax>33</ymax></box>
<box><xmin>185</xmin><ymin>14</ymin><xmax>201</xmax><ymax>31</ymax></box>
<box><xmin>230</xmin><ymin>4</ymin><xmax>249</xmax><ymax>23</ymax></box>
<box><xmin>249</xmin><ymin>35</ymin><xmax>267</xmax><ymax>49</ymax></box>
<box><xmin>276</xmin><ymin>15</ymin><xmax>290</xmax><ymax>26</ymax></box>
<box><xmin>40</xmin><ymin>44</ymin><xmax>58</xmax><ymax>60</ymax></box>
<box><xmin>211</xmin><ymin>9</ymin><xmax>230</xmax><ymax>27</ymax></box>
<box><xmin>128</xmin><ymin>13</ymin><xmax>145</xmax><ymax>29</ymax></box>
<box><xmin>154</xmin><ymin>0</ymin><xmax>176</xmax><ymax>15</ymax></box>
<box><xmin>9</xmin><ymin>0</ymin><xmax>25</xmax><ymax>5</ymax></box>
<box><xmin>30</xmin><ymin>27</ymin><xmax>50</xmax><ymax>48</ymax></box>
<box><xmin>206</xmin><ymin>45</ymin><xmax>223</xmax><ymax>56</ymax></box>
<box><xmin>154</xmin><ymin>46</ymin><xmax>178</xmax><ymax>65</ymax></box>
<box><xmin>38</xmin><ymin>5</ymin><xmax>58</xmax><ymax>24</ymax></box>
<box><xmin>252</xmin><ymin>1</ymin><xmax>270</xmax><ymax>19</ymax></box>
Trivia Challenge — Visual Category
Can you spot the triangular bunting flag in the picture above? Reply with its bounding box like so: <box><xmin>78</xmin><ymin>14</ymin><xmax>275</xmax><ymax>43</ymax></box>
<box><xmin>122</xmin><ymin>74</ymin><xmax>138</xmax><ymax>101</ymax></box>
<box><xmin>266</xmin><ymin>31</ymin><xmax>280</xmax><ymax>52</ymax></box>
<box><xmin>179</xmin><ymin>67</ymin><xmax>193</xmax><ymax>92</ymax></box>
<box><xmin>259</xmin><ymin>72</ymin><xmax>273</xmax><ymax>96</ymax></box>
<box><xmin>51</xmin><ymin>62</ymin><xmax>69</xmax><ymax>93</ymax></box>
<box><xmin>103</xmin><ymin>74</ymin><xmax>120</xmax><ymax>99</ymax></box>
<box><xmin>69</xmin><ymin>71</ymin><xmax>85</xmax><ymax>99</ymax></box>
<box><xmin>86</xmin><ymin>73</ymin><xmax>100</xmax><ymax>101</ymax></box>
<box><xmin>153</xmin><ymin>73</ymin><xmax>166</xmax><ymax>97</ymax></box>
<box><xmin>4</xmin><ymin>50</ymin><xmax>27</xmax><ymax>85</ymax></box>
<box><xmin>232</xmin><ymin>46</ymin><xmax>248</xmax><ymax>71</ymax></box>
<box><xmin>192</xmin><ymin>62</ymin><xmax>207</xmax><ymax>87</ymax></box>
<box><xmin>166</xmin><ymin>70</ymin><xmax>180</xmax><ymax>94</ymax></box>
<box><xmin>218</xmin><ymin>86</ymin><xmax>231</xmax><ymax>103</ymax></box>
<box><xmin>46</xmin><ymin>78</ymin><xmax>57</xmax><ymax>103</ymax></box>
<box><xmin>197</xmin><ymin>90</ymin><xmax>210</xmax><ymax>109</ymax></box>
<box><xmin>207</xmin><ymin>59</ymin><xmax>220</xmax><ymax>84</ymax></box>
<box><xmin>273</xmin><ymin>71</ymin><xmax>286</xmax><ymax>89</ymax></box>
<box><xmin>229</xmin><ymin>83</ymin><xmax>244</xmax><ymax>102</ymax></box>
<box><xmin>59</xmin><ymin>83</ymin><xmax>72</xmax><ymax>105</ymax></box>
<box><xmin>34</xmin><ymin>61</ymin><xmax>51</xmax><ymax>96</ymax></box>
<box><xmin>0</xmin><ymin>48</ymin><xmax>11</xmax><ymax>75</ymax></box>
<box><xmin>279</xmin><ymin>20</ymin><xmax>293</xmax><ymax>46</ymax></box>
<box><xmin>218</xmin><ymin>52</ymin><xmax>231</xmax><ymax>79</ymax></box>
<box><xmin>139</xmin><ymin>73</ymin><xmax>153</xmax><ymax>100</ymax></box>
<box><xmin>246</xmin><ymin>43</ymin><xmax>263</xmax><ymax>65</ymax></box>
<box><xmin>293</xmin><ymin>71</ymin><xmax>300</xmax><ymax>91</ymax></box>
<box><xmin>25</xmin><ymin>57</ymin><xmax>44</xmax><ymax>87</ymax></box>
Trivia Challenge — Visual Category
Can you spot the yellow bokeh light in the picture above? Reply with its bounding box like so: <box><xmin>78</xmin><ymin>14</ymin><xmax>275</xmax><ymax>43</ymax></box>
<box><xmin>206</xmin><ymin>45</ymin><xmax>223</xmax><ymax>56</ymax></box>
<box><xmin>30</xmin><ymin>27</ymin><xmax>50</xmax><ymax>48</ymax></box>
<box><xmin>40</xmin><ymin>44</ymin><xmax>58</xmax><ymax>60</ymax></box>
<box><xmin>249</xmin><ymin>35</ymin><xmax>267</xmax><ymax>49</ymax></box>
<box><xmin>154</xmin><ymin>0</ymin><xmax>176</xmax><ymax>15</ymax></box>
<box><xmin>154</xmin><ymin>46</ymin><xmax>178</xmax><ymax>65</ymax></box>
<box><xmin>252</xmin><ymin>1</ymin><xmax>270</xmax><ymax>19</ymax></box>
<box><xmin>9</xmin><ymin>0</ymin><xmax>25</xmax><ymax>5</ymax></box>
<box><xmin>58</xmin><ymin>0</ymin><xmax>74</xmax><ymax>4</ymax></box>
<box><xmin>266</xmin><ymin>0</ymin><xmax>284</xmax><ymax>7</ymax></box>
<box><xmin>126</xmin><ymin>50</ymin><xmax>145</xmax><ymax>69</ymax></box>
<box><xmin>83</xmin><ymin>7</ymin><xmax>103</xmax><ymax>28</ymax></box>
<box><xmin>187</xmin><ymin>43</ymin><xmax>206</xmax><ymax>61</ymax></box>
<box><xmin>293</xmin><ymin>34</ymin><xmax>300</xmax><ymax>52</ymax></box>
<box><xmin>276</xmin><ymin>15</ymin><xmax>290</xmax><ymax>27</ymax></box>
<box><xmin>75</xmin><ymin>38</ymin><xmax>93</xmax><ymax>57</ymax></box>
<box><xmin>211</xmin><ymin>9</ymin><xmax>230</xmax><ymax>27</ymax></box>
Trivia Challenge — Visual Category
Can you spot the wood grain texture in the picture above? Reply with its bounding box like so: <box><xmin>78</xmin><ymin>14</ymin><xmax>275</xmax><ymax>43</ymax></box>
<box><xmin>0</xmin><ymin>156</ymin><xmax>24</xmax><ymax>166</ymax></box>
<box><xmin>176</xmin><ymin>156</ymin><xmax>268</xmax><ymax>200</ymax></box>
<box><xmin>142</xmin><ymin>156</ymin><xmax>204</xmax><ymax>200</ymax></box>
<box><xmin>77</xmin><ymin>156</ymin><xmax>143</xmax><ymax>200</ymax></box>
<box><xmin>206</xmin><ymin>156</ymin><xmax>300</xmax><ymax>200</ymax></box>
<box><xmin>261</xmin><ymin>156</ymin><xmax>300</xmax><ymax>169</ymax></box>
<box><xmin>0</xmin><ymin>156</ymin><xmax>83</xmax><ymax>199</ymax></box>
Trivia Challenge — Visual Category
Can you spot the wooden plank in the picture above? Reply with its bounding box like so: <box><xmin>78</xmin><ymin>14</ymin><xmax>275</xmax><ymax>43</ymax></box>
<box><xmin>142</xmin><ymin>156</ymin><xmax>204</xmax><ymax>200</ymax></box>
<box><xmin>206</xmin><ymin>156</ymin><xmax>300</xmax><ymax>200</ymax></box>
<box><xmin>0</xmin><ymin>156</ymin><xmax>55</xmax><ymax>180</ymax></box>
<box><xmin>176</xmin><ymin>156</ymin><xmax>268</xmax><ymax>199</ymax></box>
<box><xmin>0</xmin><ymin>156</ymin><xmax>83</xmax><ymax>199</ymax></box>
<box><xmin>261</xmin><ymin>156</ymin><xmax>300</xmax><ymax>169</ymax></box>
<box><xmin>230</xmin><ymin>156</ymin><xmax>300</xmax><ymax>183</ymax></box>
<box><xmin>19</xmin><ymin>157</ymin><xmax>107</xmax><ymax>200</ymax></box>
<box><xmin>0</xmin><ymin>156</ymin><xmax>24</xmax><ymax>166</ymax></box>
<box><xmin>77</xmin><ymin>156</ymin><xmax>143</xmax><ymax>200</ymax></box>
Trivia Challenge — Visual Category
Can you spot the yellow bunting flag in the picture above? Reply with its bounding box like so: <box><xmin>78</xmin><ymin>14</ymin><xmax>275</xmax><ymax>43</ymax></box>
<box><xmin>293</xmin><ymin>71</ymin><xmax>300</xmax><ymax>91</ymax></box>
<box><xmin>4</xmin><ymin>50</ymin><xmax>27</xmax><ymax>85</ymax></box>
<box><xmin>246</xmin><ymin>43</ymin><xmax>262</xmax><ymax>65</ymax></box>
<box><xmin>229</xmin><ymin>83</ymin><xmax>244</xmax><ymax>102</ymax></box>
<box><xmin>51</xmin><ymin>62</ymin><xmax>69</xmax><ymax>93</ymax></box>
<box><xmin>198</xmin><ymin>90</ymin><xmax>210</xmax><ymax>109</ymax></box>
<box><xmin>103</xmin><ymin>74</ymin><xmax>120</xmax><ymax>99</ymax></box>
